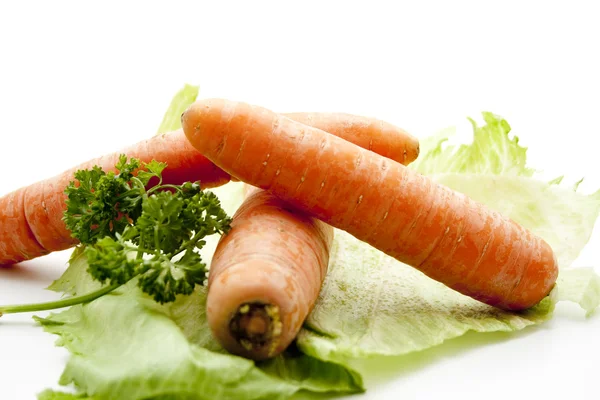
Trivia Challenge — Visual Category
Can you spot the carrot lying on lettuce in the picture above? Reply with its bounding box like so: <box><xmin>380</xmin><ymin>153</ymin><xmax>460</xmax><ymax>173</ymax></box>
<box><xmin>181</xmin><ymin>98</ymin><xmax>559</xmax><ymax>311</ymax></box>
<box><xmin>207</xmin><ymin>118</ymin><xmax>419</xmax><ymax>360</ymax></box>
<box><xmin>0</xmin><ymin>113</ymin><xmax>418</xmax><ymax>266</ymax></box>
<box><xmin>207</xmin><ymin>186</ymin><xmax>334</xmax><ymax>360</ymax></box>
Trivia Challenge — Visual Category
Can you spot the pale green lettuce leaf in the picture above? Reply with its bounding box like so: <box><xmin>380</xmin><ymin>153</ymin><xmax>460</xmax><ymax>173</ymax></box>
<box><xmin>556</xmin><ymin>268</ymin><xmax>600</xmax><ymax>316</ymax></box>
<box><xmin>37</xmin><ymin>223</ymin><xmax>362</xmax><ymax>400</ymax></box>
<box><xmin>38</xmin><ymin>390</ymin><xmax>89</xmax><ymax>400</ymax></box>
<box><xmin>411</xmin><ymin>112</ymin><xmax>533</xmax><ymax>177</ymax></box>
<box><xmin>47</xmin><ymin>246</ymin><xmax>102</xmax><ymax>295</ymax></box>
<box><xmin>156</xmin><ymin>84</ymin><xmax>199</xmax><ymax>134</ymax></box>
<box><xmin>35</xmin><ymin>290</ymin><xmax>362</xmax><ymax>400</ymax></box>
<box><xmin>36</xmin><ymin>293</ymin><xmax>299</xmax><ymax>400</ymax></box>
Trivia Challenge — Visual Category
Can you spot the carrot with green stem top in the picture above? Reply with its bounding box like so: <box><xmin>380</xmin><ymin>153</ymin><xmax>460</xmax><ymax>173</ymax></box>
<box><xmin>0</xmin><ymin>113</ymin><xmax>418</xmax><ymax>266</ymax></box>
<box><xmin>182</xmin><ymin>98</ymin><xmax>559</xmax><ymax>311</ymax></box>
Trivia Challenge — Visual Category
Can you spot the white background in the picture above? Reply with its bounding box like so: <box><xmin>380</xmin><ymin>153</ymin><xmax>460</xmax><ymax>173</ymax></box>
<box><xmin>1</xmin><ymin>1</ymin><xmax>599</xmax><ymax>399</ymax></box>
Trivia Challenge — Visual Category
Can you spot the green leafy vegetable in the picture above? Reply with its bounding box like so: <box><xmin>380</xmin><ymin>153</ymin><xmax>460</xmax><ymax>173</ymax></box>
<box><xmin>156</xmin><ymin>83</ymin><xmax>199</xmax><ymax>134</ymax></box>
<box><xmin>66</xmin><ymin>156</ymin><xmax>230</xmax><ymax>304</ymax></box>
<box><xmin>35</xmin><ymin>237</ymin><xmax>363</xmax><ymax>400</ymax></box>
<box><xmin>38</xmin><ymin>390</ymin><xmax>89</xmax><ymax>400</ymax></box>
<box><xmin>63</xmin><ymin>156</ymin><xmax>161</xmax><ymax>245</ymax></box>
<box><xmin>0</xmin><ymin>156</ymin><xmax>231</xmax><ymax>316</ymax></box>
<box><xmin>555</xmin><ymin>268</ymin><xmax>600</xmax><ymax>316</ymax></box>
<box><xmin>410</xmin><ymin>112</ymin><xmax>534</xmax><ymax>177</ymax></box>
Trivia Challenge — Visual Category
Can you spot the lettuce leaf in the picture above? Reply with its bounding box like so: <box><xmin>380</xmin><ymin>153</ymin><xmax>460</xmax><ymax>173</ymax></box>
<box><xmin>555</xmin><ymin>268</ymin><xmax>600</xmax><ymax>316</ymax></box>
<box><xmin>36</xmin><ymin>283</ymin><xmax>361</xmax><ymax>400</ymax></box>
<box><xmin>156</xmin><ymin>84</ymin><xmax>199</xmax><ymax>134</ymax></box>
<box><xmin>410</xmin><ymin>112</ymin><xmax>534</xmax><ymax>177</ymax></box>
<box><xmin>36</xmin><ymin>189</ymin><xmax>362</xmax><ymax>400</ymax></box>
<box><xmin>36</xmin><ymin>292</ymin><xmax>298</xmax><ymax>400</ymax></box>
<box><xmin>38</xmin><ymin>391</ymin><xmax>89</xmax><ymax>400</ymax></box>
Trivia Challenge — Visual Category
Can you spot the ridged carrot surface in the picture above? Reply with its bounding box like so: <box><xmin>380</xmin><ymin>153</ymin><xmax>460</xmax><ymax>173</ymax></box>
<box><xmin>0</xmin><ymin>130</ymin><xmax>225</xmax><ymax>265</ymax></box>
<box><xmin>182</xmin><ymin>98</ymin><xmax>559</xmax><ymax>311</ymax></box>
<box><xmin>206</xmin><ymin>116</ymin><xmax>417</xmax><ymax>360</ymax></box>
<box><xmin>207</xmin><ymin>186</ymin><xmax>333</xmax><ymax>360</ymax></box>
<box><xmin>286</xmin><ymin>112</ymin><xmax>419</xmax><ymax>165</ymax></box>
<box><xmin>0</xmin><ymin>114</ymin><xmax>417</xmax><ymax>265</ymax></box>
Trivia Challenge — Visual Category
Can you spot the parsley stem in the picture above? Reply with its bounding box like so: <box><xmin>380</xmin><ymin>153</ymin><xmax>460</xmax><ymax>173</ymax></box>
<box><xmin>131</xmin><ymin>176</ymin><xmax>148</xmax><ymax>191</ymax></box>
<box><xmin>147</xmin><ymin>184</ymin><xmax>183</xmax><ymax>195</ymax></box>
<box><xmin>154</xmin><ymin>225</ymin><xmax>161</xmax><ymax>253</ymax></box>
<box><xmin>117</xmin><ymin>187</ymin><xmax>144</xmax><ymax>199</ymax></box>
<box><xmin>173</xmin><ymin>229</ymin><xmax>206</xmax><ymax>257</ymax></box>
<box><xmin>0</xmin><ymin>283</ymin><xmax>120</xmax><ymax>316</ymax></box>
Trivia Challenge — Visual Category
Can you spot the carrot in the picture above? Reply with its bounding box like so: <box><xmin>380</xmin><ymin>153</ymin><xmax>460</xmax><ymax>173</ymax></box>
<box><xmin>284</xmin><ymin>112</ymin><xmax>419</xmax><ymax>165</ymax></box>
<box><xmin>206</xmin><ymin>121</ymin><xmax>418</xmax><ymax>360</ymax></box>
<box><xmin>207</xmin><ymin>186</ymin><xmax>333</xmax><ymax>360</ymax></box>
<box><xmin>0</xmin><ymin>130</ymin><xmax>227</xmax><ymax>265</ymax></box>
<box><xmin>0</xmin><ymin>188</ymin><xmax>50</xmax><ymax>264</ymax></box>
<box><xmin>181</xmin><ymin>99</ymin><xmax>559</xmax><ymax>311</ymax></box>
<box><xmin>0</xmin><ymin>114</ymin><xmax>417</xmax><ymax>266</ymax></box>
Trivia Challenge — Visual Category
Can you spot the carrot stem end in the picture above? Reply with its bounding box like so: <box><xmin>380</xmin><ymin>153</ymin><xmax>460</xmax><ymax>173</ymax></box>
<box><xmin>229</xmin><ymin>302</ymin><xmax>282</xmax><ymax>356</ymax></box>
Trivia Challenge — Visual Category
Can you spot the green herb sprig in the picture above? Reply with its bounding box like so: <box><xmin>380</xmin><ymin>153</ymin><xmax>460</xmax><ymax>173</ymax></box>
<box><xmin>0</xmin><ymin>156</ymin><xmax>231</xmax><ymax>315</ymax></box>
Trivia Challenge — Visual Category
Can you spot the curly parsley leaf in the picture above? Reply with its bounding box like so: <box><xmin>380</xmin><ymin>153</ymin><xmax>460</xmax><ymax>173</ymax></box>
<box><xmin>0</xmin><ymin>156</ymin><xmax>232</xmax><ymax>315</ymax></box>
<box><xmin>63</xmin><ymin>155</ymin><xmax>145</xmax><ymax>245</ymax></box>
<box><xmin>74</xmin><ymin>156</ymin><xmax>231</xmax><ymax>304</ymax></box>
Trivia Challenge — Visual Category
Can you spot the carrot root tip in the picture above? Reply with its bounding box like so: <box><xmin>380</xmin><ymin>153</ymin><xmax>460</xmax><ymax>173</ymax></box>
<box><xmin>229</xmin><ymin>302</ymin><xmax>282</xmax><ymax>355</ymax></box>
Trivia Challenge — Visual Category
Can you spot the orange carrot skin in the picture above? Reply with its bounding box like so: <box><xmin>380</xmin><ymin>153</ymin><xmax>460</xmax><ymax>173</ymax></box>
<box><xmin>182</xmin><ymin>99</ymin><xmax>559</xmax><ymax>311</ymax></box>
<box><xmin>0</xmin><ymin>129</ymin><xmax>229</xmax><ymax>265</ymax></box>
<box><xmin>207</xmin><ymin>115</ymin><xmax>417</xmax><ymax>358</ymax></box>
<box><xmin>285</xmin><ymin>112</ymin><xmax>419</xmax><ymax>165</ymax></box>
<box><xmin>0</xmin><ymin>188</ymin><xmax>49</xmax><ymax>264</ymax></box>
<box><xmin>207</xmin><ymin>116</ymin><xmax>417</xmax><ymax>359</ymax></box>
<box><xmin>1</xmin><ymin>113</ymin><xmax>415</xmax><ymax>266</ymax></box>
<box><xmin>22</xmin><ymin>129</ymin><xmax>230</xmax><ymax>254</ymax></box>
<box><xmin>207</xmin><ymin>188</ymin><xmax>333</xmax><ymax>359</ymax></box>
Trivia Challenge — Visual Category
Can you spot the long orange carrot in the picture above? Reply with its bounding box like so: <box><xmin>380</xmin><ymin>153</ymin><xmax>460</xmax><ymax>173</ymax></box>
<box><xmin>0</xmin><ymin>130</ymin><xmax>226</xmax><ymax>265</ymax></box>
<box><xmin>182</xmin><ymin>99</ymin><xmax>559</xmax><ymax>311</ymax></box>
<box><xmin>206</xmin><ymin>119</ymin><xmax>418</xmax><ymax>360</ymax></box>
<box><xmin>0</xmin><ymin>114</ymin><xmax>417</xmax><ymax>265</ymax></box>
<box><xmin>286</xmin><ymin>112</ymin><xmax>419</xmax><ymax>165</ymax></box>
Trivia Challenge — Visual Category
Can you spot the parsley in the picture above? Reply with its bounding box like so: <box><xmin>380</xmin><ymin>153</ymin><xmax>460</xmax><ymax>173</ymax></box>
<box><xmin>0</xmin><ymin>156</ymin><xmax>231</xmax><ymax>316</ymax></box>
